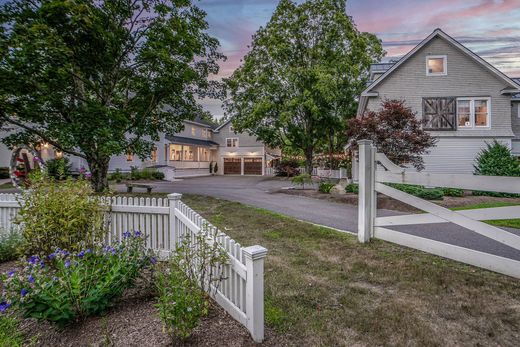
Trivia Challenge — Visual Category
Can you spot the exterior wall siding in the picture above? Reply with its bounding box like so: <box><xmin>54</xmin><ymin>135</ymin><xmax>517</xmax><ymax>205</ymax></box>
<box><xmin>366</xmin><ymin>36</ymin><xmax>515</xmax><ymax>138</ymax></box>
<box><xmin>213</xmin><ymin>122</ymin><xmax>265</xmax><ymax>148</ymax></box>
<box><xmin>512</xmin><ymin>102</ymin><xmax>520</xmax><ymax>140</ymax></box>
<box><xmin>421</xmin><ymin>137</ymin><xmax>512</xmax><ymax>174</ymax></box>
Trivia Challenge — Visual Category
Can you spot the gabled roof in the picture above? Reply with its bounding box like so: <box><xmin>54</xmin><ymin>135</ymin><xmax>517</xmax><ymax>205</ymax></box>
<box><xmin>214</xmin><ymin>117</ymin><xmax>233</xmax><ymax>131</ymax></box>
<box><xmin>361</xmin><ymin>28</ymin><xmax>520</xmax><ymax>96</ymax></box>
<box><xmin>513</xmin><ymin>78</ymin><xmax>520</xmax><ymax>101</ymax></box>
<box><xmin>165</xmin><ymin>135</ymin><xmax>219</xmax><ymax>147</ymax></box>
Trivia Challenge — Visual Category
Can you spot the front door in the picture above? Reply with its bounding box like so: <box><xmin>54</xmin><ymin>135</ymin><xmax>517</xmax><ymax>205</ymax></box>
<box><xmin>223</xmin><ymin>158</ymin><xmax>241</xmax><ymax>175</ymax></box>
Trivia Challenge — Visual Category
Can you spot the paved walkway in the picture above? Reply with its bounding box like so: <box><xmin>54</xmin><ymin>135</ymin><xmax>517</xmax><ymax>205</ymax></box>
<box><xmin>115</xmin><ymin>176</ymin><xmax>520</xmax><ymax>261</ymax></box>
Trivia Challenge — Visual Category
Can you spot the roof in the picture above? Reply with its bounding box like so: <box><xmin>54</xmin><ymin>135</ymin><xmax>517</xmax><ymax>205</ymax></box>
<box><xmin>361</xmin><ymin>28</ymin><xmax>520</xmax><ymax>97</ymax></box>
<box><xmin>185</xmin><ymin>115</ymin><xmax>218</xmax><ymax>129</ymax></box>
<box><xmin>165</xmin><ymin>135</ymin><xmax>219</xmax><ymax>147</ymax></box>
<box><xmin>214</xmin><ymin>117</ymin><xmax>233</xmax><ymax>131</ymax></box>
<box><xmin>513</xmin><ymin>78</ymin><xmax>520</xmax><ymax>100</ymax></box>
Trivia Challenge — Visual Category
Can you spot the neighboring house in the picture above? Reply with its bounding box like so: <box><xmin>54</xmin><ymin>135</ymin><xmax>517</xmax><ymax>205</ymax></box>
<box><xmin>0</xmin><ymin>116</ymin><xmax>280</xmax><ymax>179</ymax></box>
<box><xmin>358</xmin><ymin>28</ymin><xmax>520</xmax><ymax>174</ymax></box>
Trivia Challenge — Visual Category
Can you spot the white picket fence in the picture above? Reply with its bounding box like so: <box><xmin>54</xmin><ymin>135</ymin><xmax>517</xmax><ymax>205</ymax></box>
<box><xmin>357</xmin><ymin>140</ymin><xmax>520</xmax><ymax>279</ymax></box>
<box><xmin>0</xmin><ymin>193</ymin><xmax>267</xmax><ymax>342</ymax></box>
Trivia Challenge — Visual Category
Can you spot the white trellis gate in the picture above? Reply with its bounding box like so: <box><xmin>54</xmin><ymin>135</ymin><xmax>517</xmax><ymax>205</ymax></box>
<box><xmin>357</xmin><ymin>140</ymin><xmax>520</xmax><ymax>278</ymax></box>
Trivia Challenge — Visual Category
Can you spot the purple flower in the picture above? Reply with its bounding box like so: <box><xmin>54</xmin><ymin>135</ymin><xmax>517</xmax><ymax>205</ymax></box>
<box><xmin>134</xmin><ymin>231</ymin><xmax>142</xmax><ymax>237</ymax></box>
<box><xmin>48</xmin><ymin>253</ymin><xmax>56</xmax><ymax>260</ymax></box>
<box><xmin>79</xmin><ymin>167</ymin><xmax>86</xmax><ymax>174</ymax></box>
<box><xmin>60</xmin><ymin>250</ymin><xmax>70</xmax><ymax>256</ymax></box>
<box><xmin>0</xmin><ymin>301</ymin><xmax>11</xmax><ymax>312</ymax></box>
<box><xmin>28</xmin><ymin>275</ymin><xmax>35</xmax><ymax>283</ymax></box>
<box><xmin>150</xmin><ymin>257</ymin><xmax>157</xmax><ymax>265</ymax></box>
<box><xmin>64</xmin><ymin>260</ymin><xmax>71</xmax><ymax>268</ymax></box>
<box><xmin>39</xmin><ymin>261</ymin><xmax>45</xmax><ymax>269</ymax></box>
<box><xmin>86</xmin><ymin>249</ymin><xmax>92</xmax><ymax>254</ymax></box>
<box><xmin>52</xmin><ymin>276</ymin><xmax>58</xmax><ymax>281</ymax></box>
<box><xmin>21</xmin><ymin>288</ymin><xmax>28</xmax><ymax>297</ymax></box>
<box><xmin>85</xmin><ymin>172</ymin><xmax>92</xmax><ymax>178</ymax></box>
<box><xmin>77</xmin><ymin>250</ymin><xmax>85</xmax><ymax>258</ymax></box>
<box><xmin>28</xmin><ymin>255</ymin><xmax>40</xmax><ymax>265</ymax></box>
<box><xmin>123</xmin><ymin>231</ymin><xmax>131</xmax><ymax>239</ymax></box>
<box><xmin>7</xmin><ymin>270</ymin><xmax>16</xmax><ymax>277</ymax></box>
<box><xmin>33</xmin><ymin>156</ymin><xmax>40</xmax><ymax>162</ymax></box>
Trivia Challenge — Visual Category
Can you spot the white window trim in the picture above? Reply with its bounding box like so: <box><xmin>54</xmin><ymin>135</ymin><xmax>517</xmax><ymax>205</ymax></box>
<box><xmin>517</xmin><ymin>103</ymin><xmax>520</xmax><ymax>118</ymax></box>
<box><xmin>426</xmin><ymin>55</ymin><xmax>447</xmax><ymax>76</ymax></box>
<box><xmin>456</xmin><ymin>97</ymin><xmax>491</xmax><ymax>129</ymax></box>
<box><xmin>226</xmin><ymin>137</ymin><xmax>239</xmax><ymax>147</ymax></box>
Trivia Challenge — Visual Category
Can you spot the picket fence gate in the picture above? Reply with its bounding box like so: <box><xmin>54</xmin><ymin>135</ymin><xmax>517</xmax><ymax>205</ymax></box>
<box><xmin>357</xmin><ymin>140</ymin><xmax>520</xmax><ymax>279</ymax></box>
<box><xmin>0</xmin><ymin>193</ymin><xmax>267</xmax><ymax>342</ymax></box>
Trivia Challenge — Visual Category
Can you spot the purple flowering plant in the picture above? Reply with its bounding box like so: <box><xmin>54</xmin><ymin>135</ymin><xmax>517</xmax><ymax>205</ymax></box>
<box><xmin>0</xmin><ymin>231</ymin><xmax>156</xmax><ymax>327</ymax></box>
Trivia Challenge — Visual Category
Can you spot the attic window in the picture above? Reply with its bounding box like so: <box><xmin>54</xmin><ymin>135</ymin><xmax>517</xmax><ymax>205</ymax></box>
<box><xmin>426</xmin><ymin>55</ymin><xmax>447</xmax><ymax>76</ymax></box>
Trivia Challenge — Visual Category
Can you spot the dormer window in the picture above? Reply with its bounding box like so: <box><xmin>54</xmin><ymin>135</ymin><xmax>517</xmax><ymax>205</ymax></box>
<box><xmin>426</xmin><ymin>55</ymin><xmax>447</xmax><ymax>76</ymax></box>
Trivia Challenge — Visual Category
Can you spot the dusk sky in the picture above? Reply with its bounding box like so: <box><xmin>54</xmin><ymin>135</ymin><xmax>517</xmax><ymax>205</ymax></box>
<box><xmin>197</xmin><ymin>0</ymin><xmax>520</xmax><ymax>116</ymax></box>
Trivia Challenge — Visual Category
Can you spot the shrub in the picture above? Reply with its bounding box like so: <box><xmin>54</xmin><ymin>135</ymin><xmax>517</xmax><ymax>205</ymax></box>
<box><xmin>291</xmin><ymin>173</ymin><xmax>313</xmax><ymax>189</ymax></box>
<box><xmin>0</xmin><ymin>315</ymin><xmax>24</xmax><ymax>347</ymax></box>
<box><xmin>345</xmin><ymin>183</ymin><xmax>358</xmax><ymax>194</ymax></box>
<box><xmin>213</xmin><ymin>162</ymin><xmax>218</xmax><ymax>174</ymax></box>
<box><xmin>441</xmin><ymin>188</ymin><xmax>465</xmax><ymax>197</ymax></box>
<box><xmin>0</xmin><ymin>232</ymin><xmax>154</xmax><ymax>327</ymax></box>
<box><xmin>209</xmin><ymin>162</ymin><xmax>213</xmax><ymax>174</ymax></box>
<box><xmin>152</xmin><ymin>170</ymin><xmax>165</xmax><ymax>180</ymax></box>
<box><xmin>16</xmin><ymin>175</ymin><xmax>107</xmax><ymax>256</ymax></box>
<box><xmin>108</xmin><ymin>168</ymin><xmax>126</xmax><ymax>183</ymax></box>
<box><xmin>473</xmin><ymin>141</ymin><xmax>520</xmax><ymax>197</ymax></box>
<box><xmin>416</xmin><ymin>188</ymin><xmax>444</xmax><ymax>200</ymax></box>
<box><xmin>0</xmin><ymin>167</ymin><xmax>9</xmax><ymax>179</ymax></box>
<box><xmin>156</xmin><ymin>226</ymin><xmax>227</xmax><ymax>340</ymax></box>
<box><xmin>0</xmin><ymin>229</ymin><xmax>23</xmax><ymax>263</ymax></box>
<box><xmin>275</xmin><ymin>159</ymin><xmax>300</xmax><ymax>177</ymax></box>
<box><xmin>318</xmin><ymin>182</ymin><xmax>335</xmax><ymax>194</ymax></box>
<box><xmin>45</xmin><ymin>157</ymin><xmax>72</xmax><ymax>180</ymax></box>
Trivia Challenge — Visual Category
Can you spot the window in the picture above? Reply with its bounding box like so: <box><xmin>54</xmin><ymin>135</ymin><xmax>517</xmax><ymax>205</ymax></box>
<box><xmin>226</xmin><ymin>138</ymin><xmax>239</xmax><ymax>147</ymax></box>
<box><xmin>191</xmin><ymin>127</ymin><xmax>196</xmax><ymax>136</ymax></box>
<box><xmin>457</xmin><ymin>98</ymin><xmax>490</xmax><ymax>129</ymax></box>
<box><xmin>55</xmin><ymin>150</ymin><xmax>63</xmax><ymax>159</ymax></box>
<box><xmin>151</xmin><ymin>148</ymin><xmax>158</xmax><ymax>162</ymax></box>
<box><xmin>229</xmin><ymin>125</ymin><xmax>235</xmax><ymax>133</ymax></box>
<box><xmin>183</xmin><ymin>145</ymin><xmax>195</xmax><ymax>161</ymax></box>
<box><xmin>126</xmin><ymin>152</ymin><xmax>133</xmax><ymax>161</ymax></box>
<box><xmin>422</xmin><ymin>97</ymin><xmax>456</xmax><ymax>130</ymax></box>
<box><xmin>202</xmin><ymin>129</ymin><xmax>207</xmax><ymax>138</ymax></box>
<box><xmin>198</xmin><ymin>147</ymin><xmax>210</xmax><ymax>161</ymax></box>
<box><xmin>426</xmin><ymin>55</ymin><xmax>447</xmax><ymax>76</ymax></box>
<box><xmin>170</xmin><ymin>144</ymin><xmax>182</xmax><ymax>161</ymax></box>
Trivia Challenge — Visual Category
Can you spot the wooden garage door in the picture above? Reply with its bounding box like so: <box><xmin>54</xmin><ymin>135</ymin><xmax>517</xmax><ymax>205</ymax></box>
<box><xmin>244</xmin><ymin>157</ymin><xmax>262</xmax><ymax>175</ymax></box>
<box><xmin>223</xmin><ymin>158</ymin><xmax>241</xmax><ymax>175</ymax></box>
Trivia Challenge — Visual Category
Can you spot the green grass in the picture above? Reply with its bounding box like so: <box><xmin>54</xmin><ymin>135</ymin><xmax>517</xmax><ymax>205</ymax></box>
<box><xmin>451</xmin><ymin>201</ymin><xmax>520</xmax><ymax>229</ymax></box>
<box><xmin>182</xmin><ymin>194</ymin><xmax>520</xmax><ymax>346</ymax></box>
<box><xmin>0</xmin><ymin>182</ymin><xmax>14</xmax><ymax>190</ymax></box>
<box><xmin>0</xmin><ymin>316</ymin><xmax>24</xmax><ymax>347</ymax></box>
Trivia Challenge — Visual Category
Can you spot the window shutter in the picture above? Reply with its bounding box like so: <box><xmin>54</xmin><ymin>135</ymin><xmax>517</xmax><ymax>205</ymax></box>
<box><xmin>422</xmin><ymin>97</ymin><xmax>456</xmax><ymax>130</ymax></box>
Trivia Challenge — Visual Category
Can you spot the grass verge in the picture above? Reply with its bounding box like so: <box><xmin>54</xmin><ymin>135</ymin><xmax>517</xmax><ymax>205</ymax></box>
<box><xmin>182</xmin><ymin>194</ymin><xmax>520</xmax><ymax>347</ymax></box>
<box><xmin>451</xmin><ymin>201</ymin><xmax>520</xmax><ymax>229</ymax></box>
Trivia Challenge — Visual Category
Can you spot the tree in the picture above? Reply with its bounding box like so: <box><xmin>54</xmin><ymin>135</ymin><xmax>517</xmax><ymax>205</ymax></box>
<box><xmin>224</xmin><ymin>0</ymin><xmax>383</xmax><ymax>174</ymax></box>
<box><xmin>347</xmin><ymin>99</ymin><xmax>437</xmax><ymax>171</ymax></box>
<box><xmin>0</xmin><ymin>0</ymin><xmax>224</xmax><ymax>191</ymax></box>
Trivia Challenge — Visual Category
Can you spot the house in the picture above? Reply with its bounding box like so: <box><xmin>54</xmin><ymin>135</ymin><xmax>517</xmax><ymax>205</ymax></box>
<box><xmin>357</xmin><ymin>28</ymin><xmax>520</xmax><ymax>173</ymax></box>
<box><xmin>0</xmin><ymin>116</ymin><xmax>280</xmax><ymax>179</ymax></box>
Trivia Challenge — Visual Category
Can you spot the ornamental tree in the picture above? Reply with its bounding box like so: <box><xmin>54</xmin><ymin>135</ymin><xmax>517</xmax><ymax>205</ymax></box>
<box><xmin>224</xmin><ymin>0</ymin><xmax>383</xmax><ymax>174</ymax></box>
<box><xmin>0</xmin><ymin>0</ymin><xmax>224</xmax><ymax>191</ymax></box>
<box><xmin>347</xmin><ymin>99</ymin><xmax>437</xmax><ymax>171</ymax></box>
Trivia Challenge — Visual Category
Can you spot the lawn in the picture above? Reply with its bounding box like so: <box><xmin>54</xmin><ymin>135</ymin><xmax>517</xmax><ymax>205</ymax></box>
<box><xmin>182</xmin><ymin>194</ymin><xmax>520</xmax><ymax>347</ymax></box>
<box><xmin>0</xmin><ymin>182</ymin><xmax>14</xmax><ymax>190</ymax></box>
<box><xmin>451</xmin><ymin>201</ymin><xmax>520</xmax><ymax>229</ymax></box>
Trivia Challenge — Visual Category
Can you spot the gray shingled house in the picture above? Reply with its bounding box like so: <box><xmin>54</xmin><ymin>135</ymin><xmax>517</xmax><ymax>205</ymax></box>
<box><xmin>357</xmin><ymin>29</ymin><xmax>520</xmax><ymax>173</ymax></box>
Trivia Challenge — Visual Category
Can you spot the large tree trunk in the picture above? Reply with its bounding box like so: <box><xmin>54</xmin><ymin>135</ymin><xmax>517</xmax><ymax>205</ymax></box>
<box><xmin>304</xmin><ymin>146</ymin><xmax>313</xmax><ymax>176</ymax></box>
<box><xmin>87</xmin><ymin>156</ymin><xmax>110</xmax><ymax>193</ymax></box>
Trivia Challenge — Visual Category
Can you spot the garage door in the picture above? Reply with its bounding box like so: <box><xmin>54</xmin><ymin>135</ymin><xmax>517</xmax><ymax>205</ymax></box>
<box><xmin>223</xmin><ymin>158</ymin><xmax>241</xmax><ymax>175</ymax></box>
<box><xmin>244</xmin><ymin>157</ymin><xmax>262</xmax><ymax>175</ymax></box>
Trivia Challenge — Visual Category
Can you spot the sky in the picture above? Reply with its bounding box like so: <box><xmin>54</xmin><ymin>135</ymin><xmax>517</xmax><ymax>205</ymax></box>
<box><xmin>1</xmin><ymin>0</ymin><xmax>519</xmax><ymax>116</ymax></box>
<box><xmin>198</xmin><ymin>0</ymin><xmax>520</xmax><ymax>116</ymax></box>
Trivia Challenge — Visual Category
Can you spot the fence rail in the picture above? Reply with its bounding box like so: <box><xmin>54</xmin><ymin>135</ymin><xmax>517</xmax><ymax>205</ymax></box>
<box><xmin>357</xmin><ymin>140</ymin><xmax>520</xmax><ymax>279</ymax></box>
<box><xmin>0</xmin><ymin>193</ymin><xmax>267</xmax><ymax>342</ymax></box>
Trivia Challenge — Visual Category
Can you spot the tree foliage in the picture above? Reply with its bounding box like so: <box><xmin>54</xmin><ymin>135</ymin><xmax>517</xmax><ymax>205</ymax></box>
<box><xmin>224</xmin><ymin>0</ymin><xmax>383</xmax><ymax>173</ymax></box>
<box><xmin>0</xmin><ymin>0</ymin><xmax>224</xmax><ymax>191</ymax></box>
<box><xmin>347</xmin><ymin>99</ymin><xmax>437</xmax><ymax>171</ymax></box>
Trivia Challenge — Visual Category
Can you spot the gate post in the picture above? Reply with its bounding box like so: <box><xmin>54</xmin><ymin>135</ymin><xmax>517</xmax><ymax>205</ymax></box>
<box><xmin>357</xmin><ymin>140</ymin><xmax>376</xmax><ymax>243</ymax></box>
<box><xmin>168</xmin><ymin>193</ymin><xmax>182</xmax><ymax>250</ymax></box>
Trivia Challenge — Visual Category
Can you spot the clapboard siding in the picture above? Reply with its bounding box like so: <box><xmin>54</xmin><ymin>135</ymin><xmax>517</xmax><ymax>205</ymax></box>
<box><xmin>512</xmin><ymin>102</ymin><xmax>520</xmax><ymax>140</ymax></box>
<box><xmin>366</xmin><ymin>36</ymin><xmax>514</xmax><ymax>138</ymax></box>
<box><xmin>421</xmin><ymin>137</ymin><xmax>512</xmax><ymax>173</ymax></box>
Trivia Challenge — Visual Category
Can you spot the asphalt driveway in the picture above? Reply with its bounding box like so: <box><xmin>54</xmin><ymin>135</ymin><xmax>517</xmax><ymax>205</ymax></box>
<box><xmin>116</xmin><ymin>176</ymin><xmax>520</xmax><ymax>261</ymax></box>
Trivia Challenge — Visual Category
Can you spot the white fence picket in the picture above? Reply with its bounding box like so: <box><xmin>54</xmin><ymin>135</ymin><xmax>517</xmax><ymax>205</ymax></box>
<box><xmin>0</xmin><ymin>192</ymin><xmax>267</xmax><ymax>342</ymax></box>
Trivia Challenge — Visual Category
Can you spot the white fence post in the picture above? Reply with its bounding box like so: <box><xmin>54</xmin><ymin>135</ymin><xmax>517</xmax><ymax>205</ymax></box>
<box><xmin>168</xmin><ymin>193</ymin><xmax>182</xmax><ymax>250</ymax></box>
<box><xmin>243</xmin><ymin>245</ymin><xmax>268</xmax><ymax>343</ymax></box>
<box><xmin>357</xmin><ymin>140</ymin><xmax>375</xmax><ymax>243</ymax></box>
